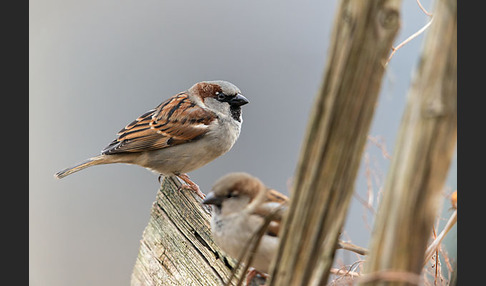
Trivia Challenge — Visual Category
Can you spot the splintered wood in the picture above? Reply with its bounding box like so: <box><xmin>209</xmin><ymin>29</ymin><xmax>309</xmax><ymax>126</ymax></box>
<box><xmin>131</xmin><ymin>177</ymin><xmax>237</xmax><ymax>286</ymax></box>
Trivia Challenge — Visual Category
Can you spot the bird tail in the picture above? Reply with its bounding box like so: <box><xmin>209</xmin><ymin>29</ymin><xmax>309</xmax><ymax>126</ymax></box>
<box><xmin>54</xmin><ymin>155</ymin><xmax>107</xmax><ymax>179</ymax></box>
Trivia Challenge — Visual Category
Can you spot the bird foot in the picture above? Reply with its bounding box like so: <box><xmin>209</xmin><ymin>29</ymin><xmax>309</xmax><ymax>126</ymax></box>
<box><xmin>246</xmin><ymin>268</ymin><xmax>268</xmax><ymax>286</ymax></box>
<box><xmin>176</xmin><ymin>173</ymin><xmax>206</xmax><ymax>199</ymax></box>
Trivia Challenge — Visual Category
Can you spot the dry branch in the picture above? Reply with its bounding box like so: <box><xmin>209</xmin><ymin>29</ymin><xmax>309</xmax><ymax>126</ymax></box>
<box><xmin>361</xmin><ymin>0</ymin><xmax>457</xmax><ymax>284</ymax></box>
<box><xmin>337</xmin><ymin>241</ymin><xmax>369</xmax><ymax>256</ymax></box>
<box><xmin>423</xmin><ymin>210</ymin><xmax>457</xmax><ymax>267</ymax></box>
<box><xmin>267</xmin><ymin>1</ymin><xmax>402</xmax><ymax>285</ymax></box>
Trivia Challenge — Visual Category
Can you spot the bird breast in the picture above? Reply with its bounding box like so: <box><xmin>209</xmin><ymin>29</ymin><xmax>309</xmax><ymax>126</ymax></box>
<box><xmin>211</xmin><ymin>212</ymin><xmax>278</xmax><ymax>274</ymax></box>
<box><xmin>133</xmin><ymin>116</ymin><xmax>241</xmax><ymax>175</ymax></box>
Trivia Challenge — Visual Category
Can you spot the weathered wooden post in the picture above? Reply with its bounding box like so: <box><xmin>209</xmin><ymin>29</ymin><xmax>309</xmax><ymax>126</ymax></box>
<box><xmin>267</xmin><ymin>1</ymin><xmax>403</xmax><ymax>285</ymax></box>
<box><xmin>131</xmin><ymin>177</ymin><xmax>240</xmax><ymax>286</ymax></box>
<box><xmin>360</xmin><ymin>0</ymin><xmax>457</xmax><ymax>284</ymax></box>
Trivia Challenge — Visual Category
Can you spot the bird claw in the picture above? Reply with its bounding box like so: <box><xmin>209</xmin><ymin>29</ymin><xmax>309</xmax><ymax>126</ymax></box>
<box><xmin>176</xmin><ymin>173</ymin><xmax>206</xmax><ymax>199</ymax></box>
<box><xmin>246</xmin><ymin>268</ymin><xmax>268</xmax><ymax>286</ymax></box>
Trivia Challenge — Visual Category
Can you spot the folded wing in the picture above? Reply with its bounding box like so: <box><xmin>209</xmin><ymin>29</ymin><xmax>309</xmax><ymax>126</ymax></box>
<box><xmin>252</xmin><ymin>189</ymin><xmax>289</xmax><ymax>237</ymax></box>
<box><xmin>102</xmin><ymin>93</ymin><xmax>216</xmax><ymax>154</ymax></box>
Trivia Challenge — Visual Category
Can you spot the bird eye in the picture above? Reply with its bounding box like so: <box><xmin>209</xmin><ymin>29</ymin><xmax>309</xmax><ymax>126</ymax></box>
<box><xmin>226</xmin><ymin>192</ymin><xmax>239</xmax><ymax>198</ymax></box>
<box><xmin>217</xmin><ymin>93</ymin><xmax>226</xmax><ymax>100</ymax></box>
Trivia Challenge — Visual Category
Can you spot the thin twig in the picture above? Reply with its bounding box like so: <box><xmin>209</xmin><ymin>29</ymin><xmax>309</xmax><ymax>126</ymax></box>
<box><xmin>223</xmin><ymin>229</ymin><xmax>256</xmax><ymax>286</ymax></box>
<box><xmin>353</xmin><ymin>192</ymin><xmax>376</xmax><ymax>215</ymax></box>
<box><xmin>236</xmin><ymin>204</ymin><xmax>286</xmax><ymax>286</ymax></box>
<box><xmin>224</xmin><ymin>203</ymin><xmax>287</xmax><ymax>286</ymax></box>
<box><xmin>223</xmin><ymin>220</ymin><xmax>260</xmax><ymax>286</ymax></box>
<box><xmin>330</xmin><ymin>267</ymin><xmax>361</xmax><ymax>278</ymax></box>
<box><xmin>423</xmin><ymin>210</ymin><xmax>457</xmax><ymax>267</ymax></box>
<box><xmin>440</xmin><ymin>244</ymin><xmax>453</xmax><ymax>283</ymax></box>
<box><xmin>386</xmin><ymin>0</ymin><xmax>434</xmax><ymax>65</ymax></box>
<box><xmin>434</xmin><ymin>250</ymin><xmax>441</xmax><ymax>286</ymax></box>
<box><xmin>417</xmin><ymin>0</ymin><xmax>433</xmax><ymax>16</ymax></box>
<box><xmin>329</xmin><ymin>260</ymin><xmax>364</xmax><ymax>285</ymax></box>
<box><xmin>337</xmin><ymin>241</ymin><xmax>369</xmax><ymax>256</ymax></box>
<box><xmin>367</xmin><ymin>135</ymin><xmax>391</xmax><ymax>160</ymax></box>
<box><xmin>386</xmin><ymin>18</ymin><xmax>434</xmax><ymax>65</ymax></box>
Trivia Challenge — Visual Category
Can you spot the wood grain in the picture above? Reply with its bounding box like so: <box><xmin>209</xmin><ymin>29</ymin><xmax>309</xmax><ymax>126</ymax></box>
<box><xmin>361</xmin><ymin>0</ymin><xmax>457</xmax><ymax>284</ymax></box>
<box><xmin>131</xmin><ymin>177</ymin><xmax>239</xmax><ymax>286</ymax></box>
<box><xmin>267</xmin><ymin>1</ymin><xmax>403</xmax><ymax>285</ymax></box>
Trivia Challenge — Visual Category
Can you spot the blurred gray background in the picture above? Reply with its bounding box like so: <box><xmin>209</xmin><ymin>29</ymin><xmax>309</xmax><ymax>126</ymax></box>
<box><xmin>30</xmin><ymin>0</ymin><xmax>456</xmax><ymax>285</ymax></box>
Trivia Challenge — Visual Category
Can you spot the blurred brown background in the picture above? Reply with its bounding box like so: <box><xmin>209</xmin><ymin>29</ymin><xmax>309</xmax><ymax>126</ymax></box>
<box><xmin>30</xmin><ymin>0</ymin><xmax>456</xmax><ymax>285</ymax></box>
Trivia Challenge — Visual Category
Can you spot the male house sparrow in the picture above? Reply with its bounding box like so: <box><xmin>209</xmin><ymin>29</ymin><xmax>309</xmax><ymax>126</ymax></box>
<box><xmin>203</xmin><ymin>172</ymin><xmax>289</xmax><ymax>281</ymax></box>
<box><xmin>54</xmin><ymin>80</ymin><xmax>249</xmax><ymax>199</ymax></box>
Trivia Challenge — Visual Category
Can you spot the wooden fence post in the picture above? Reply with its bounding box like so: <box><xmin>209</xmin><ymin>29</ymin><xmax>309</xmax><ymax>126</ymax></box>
<box><xmin>267</xmin><ymin>1</ymin><xmax>402</xmax><ymax>285</ymax></box>
<box><xmin>360</xmin><ymin>0</ymin><xmax>457</xmax><ymax>284</ymax></box>
<box><xmin>131</xmin><ymin>177</ymin><xmax>246</xmax><ymax>286</ymax></box>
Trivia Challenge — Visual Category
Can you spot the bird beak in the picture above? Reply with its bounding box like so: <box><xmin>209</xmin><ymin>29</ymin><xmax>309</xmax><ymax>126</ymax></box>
<box><xmin>202</xmin><ymin>192</ymin><xmax>224</xmax><ymax>205</ymax></box>
<box><xmin>229</xmin><ymin>94</ymin><xmax>249</xmax><ymax>106</ymax></box>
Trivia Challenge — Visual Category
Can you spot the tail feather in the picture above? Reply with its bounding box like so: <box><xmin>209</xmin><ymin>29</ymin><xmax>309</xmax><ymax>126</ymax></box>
<box><xmin>54</xmin><ymin>155</ymin><xmax>106</xmax><ymax>179</ymax></box>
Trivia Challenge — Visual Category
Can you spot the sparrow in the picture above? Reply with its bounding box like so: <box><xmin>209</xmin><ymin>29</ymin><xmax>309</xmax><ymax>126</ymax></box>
<box><xmin>54</xmin><ymin>80</ymin><xmax>249</xmax><ymax>199</ymax></box>
<box><xmin>203</xmin><ymin>173</ymin><xmax>369</xmax><ymax>284</ymax></box>
<box><xmin>203</xmin><ymin>172</ymin><xmax>289</xmax><ymax>282</ymax></box>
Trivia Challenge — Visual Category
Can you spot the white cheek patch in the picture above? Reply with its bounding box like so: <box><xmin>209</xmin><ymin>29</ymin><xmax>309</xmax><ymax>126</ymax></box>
<box><xmin>205</xmin><ymin>97</ymin><xmax>231</xmax><ymax>115</ymax></box>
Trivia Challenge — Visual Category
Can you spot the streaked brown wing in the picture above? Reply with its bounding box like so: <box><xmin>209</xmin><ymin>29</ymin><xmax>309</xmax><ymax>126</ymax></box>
<box><xmin>102</xmin><ymin>93</ymin><xmax>216</xmax><ymax>154</ymax></box>
<box><xmin>266</xmin><ymin>189</ymin><xmax>289</xmax><ymax>204</ymax></box>
<box><xmin>253</xmin><ymin>189</ymin><xmax>289</xmax><ymax>237</ymax></box>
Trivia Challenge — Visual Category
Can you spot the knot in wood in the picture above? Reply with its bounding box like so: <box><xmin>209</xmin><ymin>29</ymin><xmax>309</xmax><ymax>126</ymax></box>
<box><xmin>342</xmin><ymin>6</ymin><xmax>353</xmax><ymax>25</ymax></box>
<box><xmin>378</xmin><ymin>8</ymin><xmax>399</xmax><ymax>30</ymax></box>
<box><xmin>423</xmin><ymin>94</ymin><xmax>447</xmax><ymax>118</ymax></box>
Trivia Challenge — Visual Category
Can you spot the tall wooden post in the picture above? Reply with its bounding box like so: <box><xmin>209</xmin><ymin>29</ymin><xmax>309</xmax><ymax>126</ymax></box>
<box><xmin>267</xmin><ymin>1</ymin><xmax>402</xmax><ymax>285</ymax></box>
<box><xmin>361</xmin><ymin>0</ymin><xmax>457</xmax><ymax>284</ymax></box>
